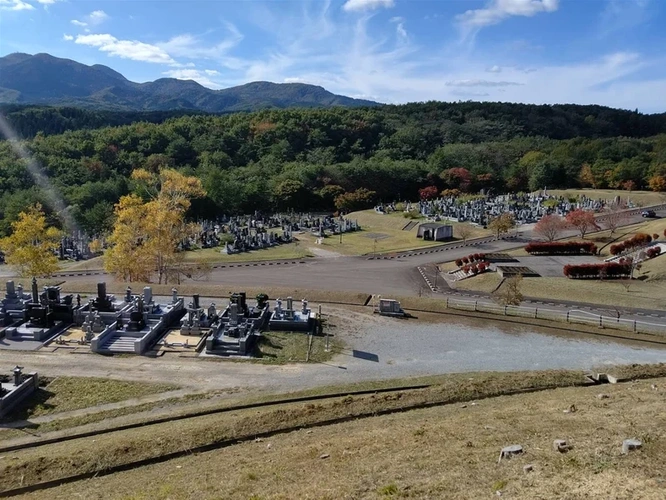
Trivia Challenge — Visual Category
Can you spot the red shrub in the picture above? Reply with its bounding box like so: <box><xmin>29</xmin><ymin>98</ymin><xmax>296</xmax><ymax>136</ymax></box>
<box><xmin>462</xmin><ymin>257</ymin><xmax>469</xmax><ymax>264</ymax></box>
<box><xmin>455</xmin><ymin>259</ymin><xmax>463</xmax><ymax>267</ymax></box>
<box><xmin>563</xmin><ymin>262</ymin><xmax>631</xmax><ymax>279</ymax></box>
<box><xmin>525</xmin><ymin>241</ymin><xmax>597</xmax><ymax>255</ymax></box>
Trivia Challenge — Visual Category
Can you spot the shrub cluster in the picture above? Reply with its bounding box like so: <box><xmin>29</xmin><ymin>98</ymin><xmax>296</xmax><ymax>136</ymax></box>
<box><xmin>610</xmin><ymin>233</ymin><xmax>653</xmax><ymax>256</ymax></box>
<box><xmin>525</xmin><ymin>241</ymin><xmax>597</xmax><ymax>255</ymax></box>
<box><xmin>461</xmin><ymin>261</ymin><xmax>489</xmax><ymax>275</ymax></box>
<box><xmin>563</xmin><ymin>262</ymin><xmax>631</xmax><ymax>279</ymax></box>
<box><xmin>455</xmin><ymin>253</ymin><xmax>487</xmax><ymax>267</ymax></box>
<box><xmin>646</xmin><ymin>247</ymin><xmax>662</xmax><ymax>259</ymax></box>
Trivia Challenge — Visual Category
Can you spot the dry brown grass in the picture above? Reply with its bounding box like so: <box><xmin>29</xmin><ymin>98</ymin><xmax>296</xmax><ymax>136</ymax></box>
<box><xmin>454</xmin><ymin>272</ymin><xmax>503</xmax><ymax>293</ymax></box>
<box><xmin>17</xmin><ymin>370</ymin><xmax>666</xmax><ymax>500</ymax></box>
<box><xmin>0</xmin><ymin>369</ymin><xmax>589</xmax><ymax>493</ymax></box>
<box><xmin>454</xmin><ymin>274</ymin><xmax>666</xmax><ymax>310</ymax></box>
<box><xmin>2</xmin><ymin>377</ymin><xmax>179</xmax><ymax>422</ymax></box>
<box><xmin>547</xmin><ymin>188</ymin><xmax>666</xmax><ymax>207</ymax></box>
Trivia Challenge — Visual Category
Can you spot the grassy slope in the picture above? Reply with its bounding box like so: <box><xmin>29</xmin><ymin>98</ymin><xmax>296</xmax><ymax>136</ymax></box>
<box><xmin>3</xmin><ymin>377</ymin><xmax>179</xmax><ymax>421</ymax></box>
<box><xmin>296</xmin><ymin>209</ymin><xmax>490</xmax><ymax>256</ymax></box>
<box><xmin>18</xmin><ymin>371</ymin><xmax>666</xmax><ymax>499</ymax></box>
<box><xmin>547</xmin><ymin>188</ymin><xmax>666</xmax><ymax>207</ymax></box>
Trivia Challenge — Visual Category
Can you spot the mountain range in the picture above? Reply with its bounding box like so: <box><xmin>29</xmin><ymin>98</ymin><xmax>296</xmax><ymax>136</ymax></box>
<box><xmin>0</xmin><ymin>53</ymin><xmax>379</xmax><ymax>112</ymax></box>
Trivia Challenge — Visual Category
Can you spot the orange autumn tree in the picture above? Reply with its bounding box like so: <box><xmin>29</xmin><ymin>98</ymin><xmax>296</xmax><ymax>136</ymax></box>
<box><xmin>566</xmin><ymin>209</ymin><xmax>599</xmax><ymax>238</ymax></box>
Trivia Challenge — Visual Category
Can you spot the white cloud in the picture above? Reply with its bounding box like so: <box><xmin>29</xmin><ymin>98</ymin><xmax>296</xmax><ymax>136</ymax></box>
<box><xmin>162</xmin><ymin>69</ymin><xmax>222</xmax><ymax>88</ymax></box>
<box><xmin>598</xmin><ymin>0</ymin><xmax>651</xmax><ymax>37</ymax></box>
<box><xmin>62</xmin><ymin>34</ymin><xmax>74</xmax><ymax>41</ymax></box>
<box><xmin>445</xmin><ymin>79</ymin><xmax>522</xmax><ymax>87</ymax></box>
<box><xmin>158</xmin><ymin>23</ymin><xmax>243</xmax><ymax>61</ymax></box>
<box><xmin>217</xmin><ymin>2</ymin><xmax>666</xmax><ymax>111</ymax></box>
<box><xmin>89</xmin><ymin>10</ymin><xmax>109</xmax><ymax>24</ymax></box>
<box><xmin>204</xmin><ymin>69</ymin><xmax>220</xmax><ymax>75</ymax></box>
<box><xmin>35</xmin><ymin>0</ymin><xmax>58</xmax><ymax>3</ymax></box>
<box><xmin>0</xmin><ymin>0</ymin><xmax>34</xmax><ymax>11</ymax></box>
<box><xmin>390</xmin><ymin>17</ymin><xmax>408</xmax><ymax>42</ymax></box>
<box><xmin>71</xmin><ymin>9</ymin><xmax>109</xmax><ymax>28</ymax></box>
<box><xmin>342</xmin><ymin>0</ymin><xmax>394</xmax><ymax>13</ymax></box>
<box><xmin>74</xmin><ymin>34</ymin><xmax>176</xmax><ymax>64</ymax></box>
<box><xmin>457</xmin><ymin>0</ymin><xmax>559</xmax><ymax>30</ymax></box>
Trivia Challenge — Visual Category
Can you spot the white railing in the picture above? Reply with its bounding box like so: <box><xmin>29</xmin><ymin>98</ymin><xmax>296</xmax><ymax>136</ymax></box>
<box><xmin>440</xmin><ymin>296</ymin><xmax>666</xmax><ymax>336</ymax></box>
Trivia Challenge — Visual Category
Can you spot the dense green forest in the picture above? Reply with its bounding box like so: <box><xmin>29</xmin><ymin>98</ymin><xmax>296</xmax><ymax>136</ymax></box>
<box><xmin>1</xmin><ymin>102</ymin><xmax>666</xmax><ymax>237</ymax></box>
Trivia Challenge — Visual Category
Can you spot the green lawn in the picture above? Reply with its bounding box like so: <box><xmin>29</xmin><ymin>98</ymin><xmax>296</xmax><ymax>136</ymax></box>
<box><xmin>253</xmin><ymin>331</ymin><xmax>342</xmax><ymax>364</ymax></box>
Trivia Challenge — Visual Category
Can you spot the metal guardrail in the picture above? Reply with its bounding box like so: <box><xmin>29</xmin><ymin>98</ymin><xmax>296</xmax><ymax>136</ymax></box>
<box><xmin>441</xmin><ymin>296</ymin><xmax>666</xmax><ymax>336</ymax></box>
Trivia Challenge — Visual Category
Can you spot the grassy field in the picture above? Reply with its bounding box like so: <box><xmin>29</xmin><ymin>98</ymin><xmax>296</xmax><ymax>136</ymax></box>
<box><xmin>3</xmin><ymin>377</ymin><xmax>179</xmax><ymax>422</ymax></box>
<box><xmin>296</xmin><ymin>209</ymin><xmax>490</xmax><ymax>256</ymax></box>
<box><xmin>253</xmin><ymin>331</ymin><xmax>342</xmax><ymax>364</ymax></box>
<box><xmin>447</xmin><ymin>215</ymin><xmax>666</xmax><ymax>308</ymax></box>
<box><xmin>458</xmin><ymin>273</ymin><xmax>666</xmax><ymax>310</ymax></box>
<box><xmin>547</xmin><ymin>188</ymin><xmax>666</xmax><ymax>207</ymax></box>
<box><xmin>181</xmin><ymin>243</ymin><xmax>313</xmax><ymax>263</ymax></box>
<box><xmin>13</xmin><ymin>367</ymin><xmax>666</xmax><ymax>499</ymax></box>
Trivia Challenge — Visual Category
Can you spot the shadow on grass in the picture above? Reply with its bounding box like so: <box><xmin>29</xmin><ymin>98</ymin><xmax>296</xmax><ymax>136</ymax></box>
<box><xmin>0</xmin><ymin>388</ymin><xmax>56</xmax><ymax>423</ymax></box>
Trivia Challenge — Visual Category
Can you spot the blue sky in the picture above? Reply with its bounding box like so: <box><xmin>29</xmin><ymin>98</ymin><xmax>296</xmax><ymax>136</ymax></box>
<box><xmin>1</xmin><ymin>0</ymin><xmax>665</xmax><ymax>111</ymax></box>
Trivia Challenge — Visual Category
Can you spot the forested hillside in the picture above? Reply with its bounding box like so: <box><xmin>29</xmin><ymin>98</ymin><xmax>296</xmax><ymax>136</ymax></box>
<box><xmin>1</xmin><ymin>102</ymin><xmax>665</xmax><ymax>237</ymax></box>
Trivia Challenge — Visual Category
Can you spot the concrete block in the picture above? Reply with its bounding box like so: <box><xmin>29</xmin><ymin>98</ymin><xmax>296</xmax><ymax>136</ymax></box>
<box><xmin>553</xmin><ymin>439</ymin><xmax>570</xmax><ymax>452</ymax></box>
<box><xmin>622</xmin><ymin>439</ymin><xmax>642</xmax><ymax>454</ymax></box>
<box><xmin>498</xmin><ymin>445</ymin><xmax>523</xmax><ymax>463</ymax></box>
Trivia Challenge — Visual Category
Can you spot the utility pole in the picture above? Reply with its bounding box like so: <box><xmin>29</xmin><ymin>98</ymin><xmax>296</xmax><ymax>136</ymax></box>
<box><xmin>321</xmin><ymin>305</ymin><xmax>330</xmax><ymax>352</ymax></box>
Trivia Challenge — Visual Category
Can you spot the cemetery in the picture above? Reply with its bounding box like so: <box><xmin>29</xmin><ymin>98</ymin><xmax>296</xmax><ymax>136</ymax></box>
<box><xmin>0</xmin><ymin>366</ymin><xmax>38</xmax><ymax>418</ymax></box>
<box><xmin>0</xmin><ymin>279</ymin><xmax>318</xmax><ymax>359</ymax></box>
<box><xmin>415</xmin><ymin>189</ymin><xmax>618</xmax><ymax>226</ymax></box>
<box><xmin>195</xmin><ymin>212</ymin><xmax>360</xmax><ymax>255</ymax></box>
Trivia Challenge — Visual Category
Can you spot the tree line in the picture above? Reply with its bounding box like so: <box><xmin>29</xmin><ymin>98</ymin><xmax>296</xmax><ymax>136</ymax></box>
<box><xmin>1</xmin><ymin>102</ymin><xmax>665</xmax><ymax>237</ymax></box>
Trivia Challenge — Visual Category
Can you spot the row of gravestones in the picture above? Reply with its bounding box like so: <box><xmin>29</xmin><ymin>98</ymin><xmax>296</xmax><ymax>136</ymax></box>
<box><xmin>192</xmin><ymin>213</ymin><xmax>360</xmax><ymax>254</ymax></box>
<box><xmin>417</xmin><ymin>192</ymin><xmax>621</xmax><ymax>226</ymax></box>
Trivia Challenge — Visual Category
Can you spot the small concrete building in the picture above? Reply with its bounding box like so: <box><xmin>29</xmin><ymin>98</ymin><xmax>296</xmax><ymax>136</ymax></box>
<box><xmin>416</xmin><ymin>223</ymin><xmax>453</xmax><ymax>241</ymax></box>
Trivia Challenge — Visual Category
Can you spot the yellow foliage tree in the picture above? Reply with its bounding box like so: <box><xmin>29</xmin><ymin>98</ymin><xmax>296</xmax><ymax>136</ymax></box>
<box><xmin>579</xmin><ymin>163</ymin><xmax>596</xmax><ymax>188</ymax></box>
<box><xmin>0</xmin><ymin>203</ymin><xmax>61</xmax><ymax>277</ymax></box>
<box><xmin>488</xmin><ymin>213</ymin><xmax>516</xmax><ymax>238</ymax></box>
<box><xmin>648</xmin><ymin>175</ymin><xmax>666</xmax><ymax>192</ymax></box>
<box><xmin>104</xmin><ymin>169</ymin><xmax>205</xmax><ymax>283</ymax></box>
<box><xmin>104</xmin><ymin>195</ymin><xmax>154</xmax><ymax>282</ymax></box>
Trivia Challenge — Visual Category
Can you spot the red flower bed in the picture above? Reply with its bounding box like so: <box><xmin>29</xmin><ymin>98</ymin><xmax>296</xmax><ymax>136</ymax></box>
<box><xmin>525</xmin><ymin>241</ymin><xmax>597</xmax><ymax>255</ymax></box>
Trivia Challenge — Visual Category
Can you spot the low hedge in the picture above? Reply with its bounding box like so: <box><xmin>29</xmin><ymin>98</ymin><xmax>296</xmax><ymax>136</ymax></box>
<box><xmin>525</xmin><ymin>241</ymin><xmax>597</xmax><ymax>255</ymax></box>
<box><xmin>610</xmin><ymin>233</ymin><xmax>653</xmax><ymax>256</ymax></box>
<box><xmin>563</xmin><ymin>262</ymin><xmax>631</xmax><ymax>279</ymax></box>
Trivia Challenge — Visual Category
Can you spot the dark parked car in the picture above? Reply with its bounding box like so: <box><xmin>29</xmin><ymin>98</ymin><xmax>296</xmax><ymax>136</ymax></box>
<box><xmin>641</xmin><ymin>210</ymin><xmax>657</xmax><ymax>218</ymax></box>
